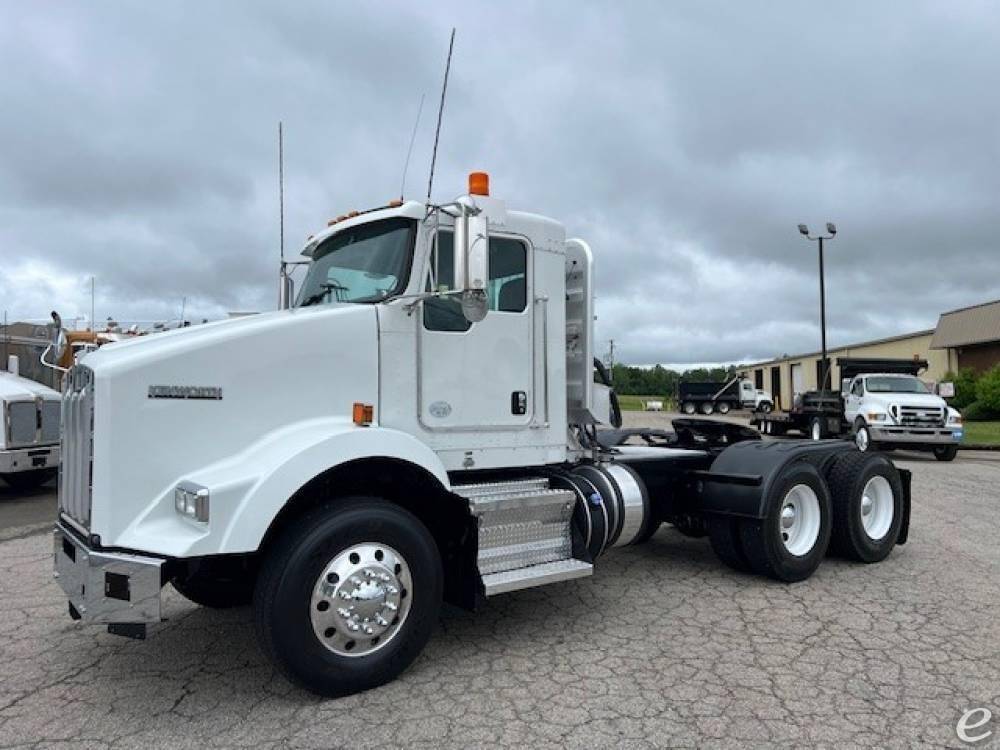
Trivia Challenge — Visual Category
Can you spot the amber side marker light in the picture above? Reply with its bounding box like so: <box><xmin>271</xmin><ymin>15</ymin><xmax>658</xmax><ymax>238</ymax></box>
<box><xmin>353</xmin><ymin>402</ymin><xmax>374</xmax><ymax>426</ymax></box>
<box><xmin>469</xmin><ymin>171</ymin><xmax>489</xmax><ymax>196</ymax></box>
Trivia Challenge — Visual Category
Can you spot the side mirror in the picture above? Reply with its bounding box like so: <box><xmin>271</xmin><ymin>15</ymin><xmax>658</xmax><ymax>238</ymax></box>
<box><xmin>453</xmin><ymin>204</ymin><xmax>489</xmax><ymax>323</ymax></box>
<box><xmin>48</xmin><ymin>311</ymin><xmax>67</xmax><ymax>361</ymax></box>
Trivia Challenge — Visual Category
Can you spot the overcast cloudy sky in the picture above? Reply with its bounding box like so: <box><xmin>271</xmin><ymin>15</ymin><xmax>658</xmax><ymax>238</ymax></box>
<box><xmin>2</xmin><ymin>2</ymin><xmax>999</xmax><ymax>366</ymax></box>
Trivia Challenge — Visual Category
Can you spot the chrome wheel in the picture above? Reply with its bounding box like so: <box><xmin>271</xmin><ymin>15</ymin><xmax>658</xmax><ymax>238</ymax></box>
<box><xmin>860</xmin><ymin>475</ymin><xmax>894</xmax><ymax>540</ymax></box>
<box><xmin>855</xmin><ymin>425</ymin><xmax>870</xmax><ymax>452</ymax></box>
<box><xmin>310</xmin><ymin>542</ymin><xmax>413</xmax><ymax>657</ymax></box>
<box><xmin>701</xmin><ymin>402</ymin><xmax>714</xmax><ymax>415</ymax></box>
<box><xmin>716</xmin><ymin>402</ymin><xmax>730</xmax><ymax>414</ymax></box>
<box><xmin>779</xmin><ymin>484</ymin><xmax>821</xmax><ymax>556</ymax></box>
<box><xmin>682</xmin><ymin>402</ymin><xmax>696</xmax><ymax>415</ymax></box>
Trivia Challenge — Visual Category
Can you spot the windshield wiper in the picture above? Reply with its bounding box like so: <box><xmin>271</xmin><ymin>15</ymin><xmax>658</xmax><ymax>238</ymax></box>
<box><xmin>301</xmin><ymin>281</ymin><xmax>349</xmax><ymax>307</ymax></box>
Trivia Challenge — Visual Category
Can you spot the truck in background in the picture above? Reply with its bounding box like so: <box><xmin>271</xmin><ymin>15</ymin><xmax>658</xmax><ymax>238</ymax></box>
<box><xmin>753</xmin><ymin>357</ymin><xmax>963</xmax><ymax>460</ymax></box>
<box><xmin>0</xmin><ymin>355</ymin><xmax>61</xmax><ymax>490</ymax></box>
<box><xmin>678</xmin><ymin>376</ymin><xmax>774</xmax><ymax>415</ymax></box>
<box><xmin>51</xmin><ymin>173</ymin><xmax>912</xmax><ymax>697</ymax></box>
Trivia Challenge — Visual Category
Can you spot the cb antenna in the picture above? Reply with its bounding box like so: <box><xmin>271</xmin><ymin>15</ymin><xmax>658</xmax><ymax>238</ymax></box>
<box><xmin>426</xmin><ymin>27</ymin><xmax>455</xmax><ymax>206</ymax></box>
<box><xmin>277</xmin><ymin>121</ymin><xmax>293</xmax><ymax>309</ymax></box>
<box><xmin>278</xmin><ymin>121</ymin><xmax>285</xmax><ymax>264</ymax></box>
<box><xmin>400</xmin><ymin>93</ymin><xmax>425</xmax><ymax>201</ymax></box>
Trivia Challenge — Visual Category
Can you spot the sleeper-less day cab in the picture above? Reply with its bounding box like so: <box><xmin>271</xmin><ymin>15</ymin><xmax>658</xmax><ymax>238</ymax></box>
<box><xmin>52</xmin><ymin>174</ymin><xmax>912</xmax><ymax>696</ymax></box>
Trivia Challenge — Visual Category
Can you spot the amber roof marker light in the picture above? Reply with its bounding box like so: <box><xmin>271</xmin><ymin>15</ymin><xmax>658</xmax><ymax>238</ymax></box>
<box><xmin>469</xmin><ymin>172</ymin><xmax>489</xmax><ymax>196</ymax></box>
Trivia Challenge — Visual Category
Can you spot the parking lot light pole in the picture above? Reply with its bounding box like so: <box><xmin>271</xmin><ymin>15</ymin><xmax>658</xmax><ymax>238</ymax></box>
<box><xmin>798</xmin><ymin>222</ymin><xmax>837</xmax><ymax>392</ymax></box>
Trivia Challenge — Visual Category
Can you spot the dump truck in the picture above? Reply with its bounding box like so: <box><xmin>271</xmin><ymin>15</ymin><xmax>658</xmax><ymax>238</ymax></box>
<box><xmin>52</xmin><ymin>173</ymin><xmax>912</xmax><ymax>697</ymax></box>
<box><xmin>678</xmin><ymin>376</ymin><xmax>774</xmax><ymax>415</ymax></box>
<box><xmin>753</xmin><ymin>357</ymin><xmax>962</xmax><ymax>460</ymax></box>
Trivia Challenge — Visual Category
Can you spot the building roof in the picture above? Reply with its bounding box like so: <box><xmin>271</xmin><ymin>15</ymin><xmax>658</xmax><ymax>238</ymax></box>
<box><xmin>738</xmin><ymin>328</ymin><xmax>935</xmax><ymax>369</ymax></box>
<box><xmin>930</xmin><ymin>298</ymin><xmax>1000</xmax><ymax>349</ymax></box>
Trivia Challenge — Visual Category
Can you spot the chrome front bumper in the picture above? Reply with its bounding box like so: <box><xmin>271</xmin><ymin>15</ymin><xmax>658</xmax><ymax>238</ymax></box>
<box><xmin>0</xmin><ymin>445</ymin><xmax>59</xmax><ymax>474</ymax></box>
<box><xmin>870</xmin><ymin>426</ymin><xmax>962</xmax><ymax>445</ymax></box>
<box><xmin>53</xmin><ymin>523</ymin><xmax>164</xmax><ymax>623</ymax></box>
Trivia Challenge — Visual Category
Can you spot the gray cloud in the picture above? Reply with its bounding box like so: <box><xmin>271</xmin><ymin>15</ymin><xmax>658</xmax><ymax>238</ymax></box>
<box><xmin>1</xmin><ymin>1</ymin><xmax>998</xmax><ymax>363</ymax></box>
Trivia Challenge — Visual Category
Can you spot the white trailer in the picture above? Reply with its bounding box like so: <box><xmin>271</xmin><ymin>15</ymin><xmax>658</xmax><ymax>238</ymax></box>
<box><xmin>52</xmin><ymin>173</ymin><xmax>912</xmax><ymax>696</ymax></box>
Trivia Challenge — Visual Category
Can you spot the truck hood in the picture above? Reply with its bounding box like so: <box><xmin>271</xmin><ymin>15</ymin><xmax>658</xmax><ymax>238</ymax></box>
<box><xmin>76</xmin><ymin>304</ymin><xmax>380</xmax><ymax>544</ymax></box>
<box><xmin>863</xmin><ymin>392</ymin><xmax>946</xmax><ymax>410</ymax></box>
<box><xmin>0</xmin><ymin>372</ymin><xmax>60</xmax><ymax>402</ymax></box>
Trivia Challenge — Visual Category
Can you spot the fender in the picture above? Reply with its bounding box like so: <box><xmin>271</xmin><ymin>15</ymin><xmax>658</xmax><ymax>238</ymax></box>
<box><xmin>115</xmin><ymin>418</ymin><xmax>450</xmax><ymax>557</ymax></box>
<box><xmin>698</xmin><ymin>440</ymin><xmax>855</xmax><ymax>519</ymax></box>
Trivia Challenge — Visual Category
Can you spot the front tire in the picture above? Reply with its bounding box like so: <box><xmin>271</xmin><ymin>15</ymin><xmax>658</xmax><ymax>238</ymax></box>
<box><xmin>853</xmin><ymin>420</ymin><xmax>877</xmax><ymax>452</ymax></box>
<box><xmin>739</xmin><ymin>462</ymin><xmax>832</xmax><ymax>582</ymax></box>
<box><xmin>826</xmin><ymin>452</ymin><xmax>902</xmax><ymax>563</ymax></box>
<box><xmin>1</xmin><ymin>468</ymin><xmax>56</xmax><ymax>492</ymax></box>
<box><xmin>933</xmin><ymin>445</ymin><xmax>958</xmax><ymax>462</ymax></box>
<box><xmin>758</xmin><ymin>401</ymin><xmax>774</xmax><ymax>414</ymax></box>
<box><xmin>254</xmin><ymin>497</ymin><xmax>442</xmax><ymax>697</ymax></box>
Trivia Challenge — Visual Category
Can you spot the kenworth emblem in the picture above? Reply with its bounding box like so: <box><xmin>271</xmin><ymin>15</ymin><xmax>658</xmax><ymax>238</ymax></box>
<box><xmin>148</xmin><ymin>385</ymin><xmax>223</xmax><ymax>400</ymax></box>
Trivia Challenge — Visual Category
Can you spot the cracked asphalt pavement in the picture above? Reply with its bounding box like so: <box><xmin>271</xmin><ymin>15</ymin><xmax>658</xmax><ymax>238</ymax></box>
<box><xmin>2</xmin><ymin>439</ymin><xmax>999</xmax><ymax>747</ymax></box>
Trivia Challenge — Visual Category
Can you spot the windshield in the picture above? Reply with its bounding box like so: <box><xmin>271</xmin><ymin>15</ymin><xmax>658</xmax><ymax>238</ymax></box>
<box><xmin>865</xmin><ymin>376</ymin><xmax>929</xmax><ymax>394</ymax></box>
<box><xmin>297</xmin><ymin>217</ymin><xmax>415</xmax><ymax>306</ymax></box>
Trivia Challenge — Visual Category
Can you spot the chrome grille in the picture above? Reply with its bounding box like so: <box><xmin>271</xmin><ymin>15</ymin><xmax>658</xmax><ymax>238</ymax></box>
<box><xmin>6</xmin><ymin>401</ymin><xmax>37</xmax><ymax>447</ymax></box>
<box><xmin>897</xmin><ymin>405</ymin><xmax>944</xmax><ymax>427</ymax></box>
<box><xmin>40</xmin><ymin>400</ymin><xmax>61</xmax><ymax>443</ymax></box>
<box><xmin>58</xmin><ymin>366</ymin><xmax>95</xmax><ymax>530</ymax></box>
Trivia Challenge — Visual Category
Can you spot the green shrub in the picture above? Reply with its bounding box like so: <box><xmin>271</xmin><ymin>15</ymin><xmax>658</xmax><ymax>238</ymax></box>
<box><xmin>943</xmin><ymin>368</ymin><xmax>980</xmax><ymax>409</ymax></box>
<box><xmin>963</xmin><ymin>400</ymin><xmax>1000</xmax><ymax>422</ymax></box>
<box><xmin>975</xmin><ymin>365</ymin><xmax>1000</xmax><ymax>413</ymax></box>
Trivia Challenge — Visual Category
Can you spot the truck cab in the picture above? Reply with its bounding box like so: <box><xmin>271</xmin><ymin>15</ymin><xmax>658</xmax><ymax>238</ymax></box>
<box><xmin>843</xmin><ymin>373</ymin><xmax>962</xmax><ymax>460</ymax></box>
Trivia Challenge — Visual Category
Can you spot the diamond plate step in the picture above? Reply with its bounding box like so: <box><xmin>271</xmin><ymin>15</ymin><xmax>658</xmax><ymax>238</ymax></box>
<box><xmin>482</xmin><ymin>559</ymin><xmax>593</xmax><ymax>596</ymax></box>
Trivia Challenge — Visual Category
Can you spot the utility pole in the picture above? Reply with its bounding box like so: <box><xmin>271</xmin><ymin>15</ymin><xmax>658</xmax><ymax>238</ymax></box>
<box><xmin>608</xmin><ymin>339</ymin><xmax>615</xmax><ymax>382</ymax></box>
<box><xmin>797</xmin><ymin>223</ymin><xmax>837</xmax><ymax>391</ymax></box>
<box><xmin>90</xmin><ymin>276</ymin><xmax>96</xmax><ymax>332</ymax></box>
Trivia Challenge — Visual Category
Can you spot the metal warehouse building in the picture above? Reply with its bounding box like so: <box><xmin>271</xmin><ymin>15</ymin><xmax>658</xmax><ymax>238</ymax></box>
<box><xmin>738</xmin><ymin>298</ymin><xmax>1000</xmax><ymax>412</ymax></box>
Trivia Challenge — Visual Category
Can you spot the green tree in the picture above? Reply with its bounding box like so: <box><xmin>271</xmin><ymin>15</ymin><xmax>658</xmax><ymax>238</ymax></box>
<box><xmin>943</xmin><ymin>368</ymin><xmax>980</xmax><ymax>409</ymax></box>
<box><xmin>975</xmin><ymin>365</ymin><xmax>1000</xmax><ymax>413</ymax></box>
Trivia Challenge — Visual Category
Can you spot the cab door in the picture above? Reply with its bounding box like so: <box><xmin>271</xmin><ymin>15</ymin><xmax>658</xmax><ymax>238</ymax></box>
<box><xmin>843</xmin><ymin>378</ymin><xmax>864</xmax><ymax>422</ymax></box>
<box><xmin>418</xmin><ymin>230</ymin><xmax>534</xmax><ymax>429</ymax></box>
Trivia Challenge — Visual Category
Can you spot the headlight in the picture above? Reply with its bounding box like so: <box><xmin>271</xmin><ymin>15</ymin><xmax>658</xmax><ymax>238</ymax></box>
<box><xmin>867</xmin><ymin>412</ymin><xmax>887</xmax><ymax>422</ymax></box>
<box><xmin>174</xmin><ymin>482</ymin><xmax>210</xmax><ymax>523</ymax></box>
<box><xmin>947</xmin><ymin>413</ymin><xmax>963</xmax><ymax>426</ymax></box>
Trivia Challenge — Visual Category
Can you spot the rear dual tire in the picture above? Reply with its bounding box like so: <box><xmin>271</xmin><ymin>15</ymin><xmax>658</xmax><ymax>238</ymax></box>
<box><xmin>827</xmin><ymin>452</ymin><xmax>903</xmax><ymax>563</ymax></box>
<box><xmin>708</xmin><ymin>453</ymin><xmax>904</xmax><ymax>580</ymax></box>
<box><xmin>710</xmin><ymin>462</ymin><xmax>831</xmax><ymax>582</ymax></box>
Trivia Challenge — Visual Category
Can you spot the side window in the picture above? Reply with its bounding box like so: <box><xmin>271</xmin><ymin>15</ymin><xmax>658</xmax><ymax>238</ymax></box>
<box><xmin>851</xmin><ymin>379</ymin><xmax>863</xmax><ymax>396</ymax></box>
<box><xmin>423</xmin><ymin>232</ymin><xmax>528</xmax><ymax>331</ymax></box>
<box><xmin>487</xmin><ymin>238</ymin><xmax>527</xmax><ymax>312</ymax></box>
<box><xmin>423</xmin><ymin>231</ymin><xmax>471</xmax><ymax>332</ymax></box>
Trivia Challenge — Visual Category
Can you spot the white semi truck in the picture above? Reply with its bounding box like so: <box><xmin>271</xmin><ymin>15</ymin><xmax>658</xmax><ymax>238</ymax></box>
<box><xmin>0</xmin><ymin>356</ymin><xmax>61</xmax><ymax>490</ymax></box>
<box><xmin>52</xmin><ymin>174</ymin><xmax>912</xmax><ymax>697</ymax></box>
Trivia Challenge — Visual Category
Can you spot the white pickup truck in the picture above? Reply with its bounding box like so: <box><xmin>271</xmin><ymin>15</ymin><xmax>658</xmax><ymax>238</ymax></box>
<box><xmin>844</xmin><ymin>373</ymin><xmax>963</xmax><ymax>461</ymax></box>
<box><xmin>0</xmin><ymin>357</ymin><xmax>61</xmax><ymax>490</ymax></box>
